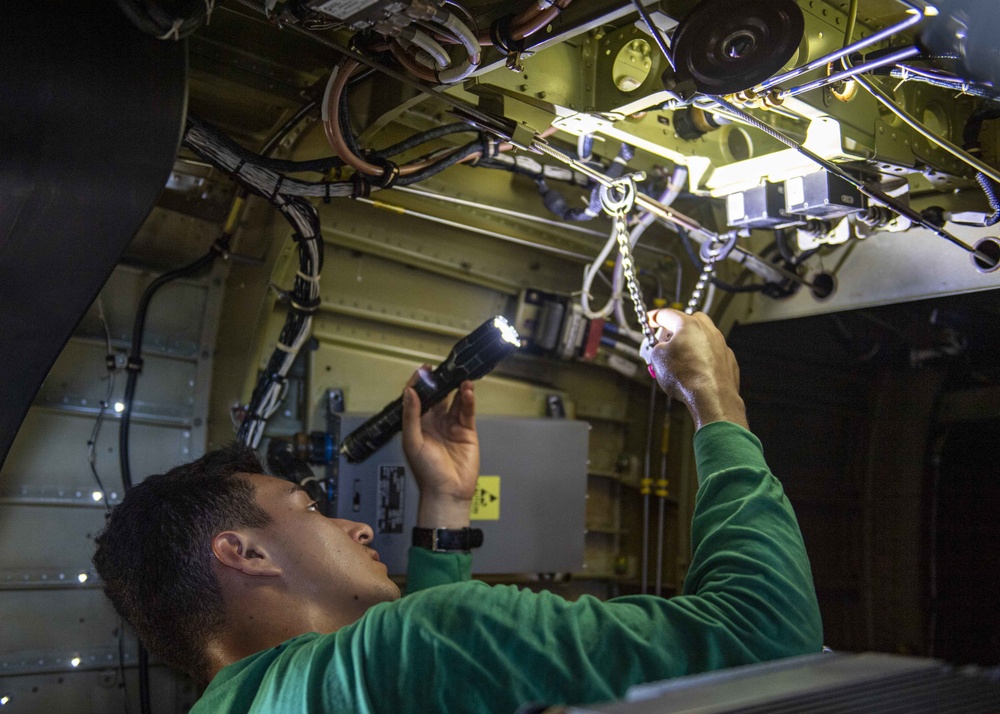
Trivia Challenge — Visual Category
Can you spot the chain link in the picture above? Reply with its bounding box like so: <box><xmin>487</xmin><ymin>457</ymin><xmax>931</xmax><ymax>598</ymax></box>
<box><xmin>600</xmin><ymin>178</ymin><xmax>657</xmax><ymax>350</ymax></box>
<box><xmin>685</xmin><ymin>243</ymin><xmax>721</xmax><ymax>315</ymax></box>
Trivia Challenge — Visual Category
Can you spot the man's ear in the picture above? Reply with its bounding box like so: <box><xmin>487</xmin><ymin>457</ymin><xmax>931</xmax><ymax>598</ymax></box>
<box><xmin>211</xmin><ymin>531</ymin><xmax>282</xmax><ymax>577</ymax></box>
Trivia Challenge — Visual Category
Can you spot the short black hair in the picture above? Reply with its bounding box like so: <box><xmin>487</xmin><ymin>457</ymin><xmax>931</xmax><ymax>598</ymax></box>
<box><xmin>93</xmin><ymin>443</ymin><xmax>271</xmax><ymax>681</ymax></box>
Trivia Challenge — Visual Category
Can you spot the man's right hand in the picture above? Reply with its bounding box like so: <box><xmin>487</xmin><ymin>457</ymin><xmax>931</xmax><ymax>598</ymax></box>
<box><xmin>647</xmin><ymin>309</ymin><xmax>749</xmax><ymax>431</ymax></box>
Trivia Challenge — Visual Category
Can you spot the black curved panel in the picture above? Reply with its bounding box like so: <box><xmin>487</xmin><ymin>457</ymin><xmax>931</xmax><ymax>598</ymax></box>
<box><xmin>0</xmin><ymin>3</ymin><xmax>187</xmax><ymax>466</ymax></box>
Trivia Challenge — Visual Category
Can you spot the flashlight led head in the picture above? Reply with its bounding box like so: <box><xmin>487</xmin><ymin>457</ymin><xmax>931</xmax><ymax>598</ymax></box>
<box><xmin>493</xmin><ymin>316</ymin><xmax>521</xmax><ymax>347</ymax></box>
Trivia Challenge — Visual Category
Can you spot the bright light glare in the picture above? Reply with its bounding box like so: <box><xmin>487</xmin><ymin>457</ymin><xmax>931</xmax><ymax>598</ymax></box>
<box><xmin>493</xmin><ymin>316</ymin><xmax>521</xmax><ymax>347</ymax></box>
<box><xmin>77</xmin><ymin>573</ymin><xmax>88</xmax><ymax>584</ymax></box>
<box><xmin>1</xmin><ymin>695</ymin><xmax>9</xmax><ymax>706</ymax></box>
<box><xmin>92</xmin><ymin>491</ymin><xmax>103</xmax><ymax>502</ymax></box>
<box><xmin>113</xmin><ymin>402</ymin><xmax>125</xmax><ymax>413</ymax></box>
<box><xmin>70</xmin><ymin>657</ymin><xmax>81</xmax><ymax>668</ymax></box>
<box><xmin>924</xmin><ymin>5</ymin><xmax>939</xmax><ymax>15</ymax></box>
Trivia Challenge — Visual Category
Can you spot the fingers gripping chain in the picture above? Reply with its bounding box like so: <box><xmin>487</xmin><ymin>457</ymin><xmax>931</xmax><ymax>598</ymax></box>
<box><xmin>600</xmin><ymin>177</ymin><xmax>658</xmax><ymax>370</ymax></box>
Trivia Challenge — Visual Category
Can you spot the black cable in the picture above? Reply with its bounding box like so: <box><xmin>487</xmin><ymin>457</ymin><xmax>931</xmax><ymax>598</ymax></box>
<box><xmin>338</xmin><ymin>78</ymin><xmax>364</xmax><ymax>160</ymax></box>
<box><xmin>116</xmin><ymin>619</ymin><xmax>132</xmax><ymax>714</ymax></box>
<box><xmin>374</xmin><ymin>123</ymin><xmax>477</xmax><ymax>160</ymax></box>
<box><xmin>119</xmin><ymin>249</ymin><xmax>221</xmax><ymax>489</ymax></box>
<box><xmin>396</xmin><ymin>139</ymin><xmax>485</xmax><ymax>186</ymax></box>
<box><xmin>117</xmin><ymin>241</ymin><xmax>225</xmax><ymax>714</ymax></box>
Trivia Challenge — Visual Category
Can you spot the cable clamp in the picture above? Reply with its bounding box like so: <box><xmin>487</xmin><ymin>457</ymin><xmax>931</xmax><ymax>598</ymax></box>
<box><xmin>211</xmin><ymin>236</ymin><xmax>230</xmax><ymax>257</ymax></box>
<box><xmin>367</xmin><ymin>157</ymin><xmax>401</xmax><ymax>189</ymax></box>
<box><xmin>490</xmin><ymin>14</ymin><xmax>526</xmax><ymax>71</ymax></box>
<box><xmin>351</xmin><ymin>172</ymin><xmax>372</xmax><ymax>199</ymax></box>
<box><xmin>324</xmin><ymin>181</ymin><xmax>332</xmax><ymax>204</ymax></box>
<box><xmin>700</xmin><ymin>231</ymin><xmax>739</xmax><ymax>263</ymax></box>
<box><xmin>105</xmin><ymin>354</ymin><xmax>117</xmax><ymax>372</ymax></box>
<box><xmin>125</xmin><ymin>357</ymin><xmax>144</xmax><ymax>373</ymax></box>
<box><xmin>157</xmin><ymin>18</ymin><xmax>184</xmax><ymax>41</ymax></box>
<box><xmin>483</xmin><ymin>134</ymin><xmax>500</xmax><ymax>159</ymax></box>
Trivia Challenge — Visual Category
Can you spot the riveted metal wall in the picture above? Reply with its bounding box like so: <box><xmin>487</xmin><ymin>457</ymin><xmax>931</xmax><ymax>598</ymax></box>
<box><xmin>0</xmin><ymin>261</ymin><xmax>221</xmax><ymax>713</ymax></box>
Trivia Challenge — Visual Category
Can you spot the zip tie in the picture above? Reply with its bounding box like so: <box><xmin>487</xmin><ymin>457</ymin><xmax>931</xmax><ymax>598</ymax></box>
<box><xmin>230</xmin><ymin>159</ymin><xmax>246</xmax><ymax>180</ymax></box>
<box><xmin>296</xmin><ymin>270</ymin><xmax>322</xmax><ymax>283</ymax></box>
<box><xmin>270</xmin><ymin>175</ymin><xmax>285</xmax><ymax>201</ymax></box>
<box><xmin>275</xmin><ymin>341</ymin><xmax>297</xmax><ymax>353</ymax></box>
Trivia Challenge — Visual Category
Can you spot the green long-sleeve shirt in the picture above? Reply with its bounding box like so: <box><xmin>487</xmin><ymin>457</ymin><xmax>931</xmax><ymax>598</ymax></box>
<box><xmin>191</xmin><ymin>421</ymin><xmax>822</xmax><ymax>713</ymax></box>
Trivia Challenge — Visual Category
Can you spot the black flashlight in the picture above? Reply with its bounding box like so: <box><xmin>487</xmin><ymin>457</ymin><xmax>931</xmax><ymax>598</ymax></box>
<box><xmin>339</xmin><ymin>315</ymin><xmax>521</xmax><ymax>463</ymax></box>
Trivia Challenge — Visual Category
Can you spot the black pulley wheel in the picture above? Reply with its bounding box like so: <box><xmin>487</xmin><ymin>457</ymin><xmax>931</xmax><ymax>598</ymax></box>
<box><xmin>670</xmin><ymin>0</ymin><xmax>805</xmax><ymax>96</ymax></box>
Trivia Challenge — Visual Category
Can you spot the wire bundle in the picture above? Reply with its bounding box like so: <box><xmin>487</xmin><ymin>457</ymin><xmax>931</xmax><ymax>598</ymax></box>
<box><xmin>237</xmin><ymin>195</ymin><xmax>322</xmax><ymax>448</ymax></box>
<box><xmin>183</xmin><ymin>118</ymin><xmax>323</xmax><ymax>448</ymax></box>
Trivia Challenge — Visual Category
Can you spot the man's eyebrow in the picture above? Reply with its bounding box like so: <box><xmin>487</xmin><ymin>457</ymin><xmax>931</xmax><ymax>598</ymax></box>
<box><xmin>285</xmin><ymin>482</ymin><xmax>310</xmax><ymax>499</ymax></box>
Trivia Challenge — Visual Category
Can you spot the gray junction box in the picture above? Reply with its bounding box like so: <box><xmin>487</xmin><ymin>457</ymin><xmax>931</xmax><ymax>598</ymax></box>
<box><xmin>329</xmin><ymin>414</ymin><xmax>590</xmax><ymax>575</ymax></box>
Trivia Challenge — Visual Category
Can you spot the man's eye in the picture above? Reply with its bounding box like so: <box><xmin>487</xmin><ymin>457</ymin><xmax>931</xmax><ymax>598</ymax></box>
<box><xmin>307</xmin><ymin>502</ymin><xmax>319</xmax><ymax>512</ymax></box>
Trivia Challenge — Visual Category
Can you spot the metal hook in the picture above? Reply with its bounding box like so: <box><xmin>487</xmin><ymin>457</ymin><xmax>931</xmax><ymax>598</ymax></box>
<box><xmin>600</xmin><ymin>177</ymin><xmax>638</xmax><ymax>216</ymax></box>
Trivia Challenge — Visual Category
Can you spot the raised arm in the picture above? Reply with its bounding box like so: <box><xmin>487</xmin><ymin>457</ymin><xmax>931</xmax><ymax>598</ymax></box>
<box><xmin>400</xmin><ymin>370</ymin><xmax>480</xmax><ymax>591</ymax></box>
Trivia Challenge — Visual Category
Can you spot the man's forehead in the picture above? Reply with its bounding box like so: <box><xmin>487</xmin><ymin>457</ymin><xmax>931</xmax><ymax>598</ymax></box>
<box><xmin>240</xmin><ymin>472</ymin><xmax>304</xmax><ymax>500</ymax></box>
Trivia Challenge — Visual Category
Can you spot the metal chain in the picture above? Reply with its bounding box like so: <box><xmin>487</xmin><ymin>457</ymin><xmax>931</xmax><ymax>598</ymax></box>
<box><xmin>600</xmin><ymin>178</ymin><xmax>657</xmax><ymax>349</ymax></box>
<box><xmin>685</xmin><ymin>242</ymin><xmax>721</xmax><ymax>314</ymax></box>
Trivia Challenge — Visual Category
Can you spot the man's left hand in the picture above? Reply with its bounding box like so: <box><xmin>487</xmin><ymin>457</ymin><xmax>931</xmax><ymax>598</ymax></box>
<box><xmin>401</xmin><ymin>369</ymin><xmax>479</xmax><ymax>529</ymax></box>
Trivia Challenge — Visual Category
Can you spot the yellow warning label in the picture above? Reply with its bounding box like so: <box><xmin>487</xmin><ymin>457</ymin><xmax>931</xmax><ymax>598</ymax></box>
<box><xmin>469</xmin><ymin>476</ymin><xmax>500</xmax><ymax>521</ymax></box>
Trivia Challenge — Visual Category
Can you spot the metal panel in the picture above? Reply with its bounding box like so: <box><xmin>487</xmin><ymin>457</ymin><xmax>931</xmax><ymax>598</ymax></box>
<box><xmin>2</xmin><ymin>411</ymin><xmax>195</xmax><ymax>489</ymax></box>
<box><xmin>0</xmin><ymin>506</ymin><xmax>107</xmax><ymax>572</ymax></box>
<box><xmin>0</xmin><ymin>665</ymin><xmax>194</xmax><ymax>714</ymax></box>
<box><xmin>35</xmin><ymin>341</ymin><xmax>198</xmax><ymax>425</ymax></box>
<box><xmin>0</xmin><ymin>590</ymin><xmax>120</xmax><ymax>656</ymax></box>
<box><xmin>741</xmin><ymin>222</ymin><xmax>1000</xmax><ymax>323</ymax></box>
<box><xmin>331</xmin><ymin>414</ymin><xmax>589</xmax><ymax>575</ymax></box>
<box><xmin>78</xmin><ymin>268</ymin><xmax>209</xmax><ymax>356</ymax></box>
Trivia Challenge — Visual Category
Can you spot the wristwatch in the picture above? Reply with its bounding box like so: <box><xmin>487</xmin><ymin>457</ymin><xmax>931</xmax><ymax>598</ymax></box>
<box><xmin>412</xmin><ymin>526</ymin><xmax>484</xmax><ymax>553</ymax></box>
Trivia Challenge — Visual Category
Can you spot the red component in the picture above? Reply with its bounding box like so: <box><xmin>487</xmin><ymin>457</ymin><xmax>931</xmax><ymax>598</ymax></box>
<box><xmin>581</xmin><ymin>319</ymin><xmax>605</xmax><ymax>360</ymax></box>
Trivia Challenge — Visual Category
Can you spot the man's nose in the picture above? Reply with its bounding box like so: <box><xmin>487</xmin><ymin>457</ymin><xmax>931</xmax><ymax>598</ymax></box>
<box><xmin>332</xmin><ymin>518</ymin><xmax>373</xmax><ymax>544</ymax></box>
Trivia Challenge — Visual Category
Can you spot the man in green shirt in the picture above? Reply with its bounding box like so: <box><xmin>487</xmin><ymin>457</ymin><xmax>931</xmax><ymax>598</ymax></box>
<box><xmin>93</xmin><ymin>309</ymin><xmax>822</xmax><ymax>712</ymax></box>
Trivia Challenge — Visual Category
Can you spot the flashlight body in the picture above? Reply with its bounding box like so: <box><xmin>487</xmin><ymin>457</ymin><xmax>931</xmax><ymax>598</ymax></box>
<box><xmin>340</xmin><ymin>316</ymin><xmax>519</xmax><ymax>463</ymax></box>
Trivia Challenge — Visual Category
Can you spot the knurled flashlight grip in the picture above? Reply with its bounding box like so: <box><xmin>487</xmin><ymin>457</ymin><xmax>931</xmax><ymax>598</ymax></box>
<box><xmin>340</xmin><ymin>316</ymin><xmax>520</xmax><ymax>463</ymax></box>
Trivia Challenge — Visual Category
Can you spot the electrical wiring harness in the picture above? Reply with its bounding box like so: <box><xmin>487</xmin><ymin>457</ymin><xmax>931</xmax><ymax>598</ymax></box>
<box><xmin>184</xmin><ymin>118</ymin><xmax>323</xmax><ymax>448</ymax></box>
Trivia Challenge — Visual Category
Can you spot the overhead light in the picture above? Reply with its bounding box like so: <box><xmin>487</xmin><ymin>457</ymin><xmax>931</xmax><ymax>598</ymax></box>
<box><xmin>70</xmin><ymin>657</ymin><xmax>81</xmax><ymax>668</ymax></box>
<box><xmin>1</xmin><ymin>695</ymin><xmax>9</xmax><ymax>705</ymax></box>
<box><xmin>113</xmin><ymin>402</ymin><xmax>125</xmax><ymax>413</ymax></box>
<box><xmin>92</xmin><ymin>491</ymin><xmax>103</xmax><ymax>502</ymax></box>
<box><xmin>77</xmin><ymin>573</ymin><xmax>88</xmax><ymax>584</ymax></box>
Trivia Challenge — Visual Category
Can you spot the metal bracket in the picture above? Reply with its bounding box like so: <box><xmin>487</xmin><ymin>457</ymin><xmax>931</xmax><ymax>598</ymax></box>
<box><xmin>324</xmin><ymin>388</ymin><xmax>345</xmax><ymax>517</ymax></box>
<box><xmin>546</xmin><ymin>394</ymin><xmax>566</xmax><ymax>418</ymax></box>
<box><xmin>327</xmin><ymin>388</ymin><xmax>345</xmax><ymax>416</ymax></box>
